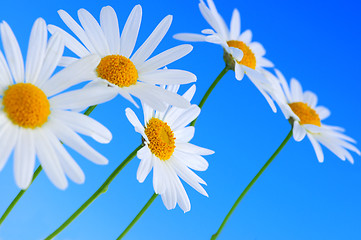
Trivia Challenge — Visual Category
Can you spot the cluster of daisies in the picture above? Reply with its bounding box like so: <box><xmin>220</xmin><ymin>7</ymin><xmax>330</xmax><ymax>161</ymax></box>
<box><xmin>0</xmin><ymin>0</ymin><xmax>359</xmax><ymax>219</ymax></box>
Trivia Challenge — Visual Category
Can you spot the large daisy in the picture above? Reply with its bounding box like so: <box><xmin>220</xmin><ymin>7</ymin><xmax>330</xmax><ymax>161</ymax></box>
<box><xmin>125</xmin><ymin>85</ymin><xmax>214</xmax><ymax>212</ymax></box>
<box><xmin>0</xmin><ymin>18</ymin><xmax>112</xmax><ymax>190</ymax></box>
<box><xmin>174</xmin><ymin>0</ymin><xmax>276</xmax><ymax>112</ymax></box>
<box><xmin>48</xmin><ymin>5</ymin><xmax>196</xmax><ymax>112</ymax></box>
<box><xmin>264</xmin><ymin>69</ymin><xmax>360</xmax><ymax>163</ymax></box>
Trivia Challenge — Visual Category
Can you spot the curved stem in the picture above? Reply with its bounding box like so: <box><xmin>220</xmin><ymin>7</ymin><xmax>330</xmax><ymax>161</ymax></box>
<box><xmin>211</xmin><ymin>129</ymin><xmax>293</xmax><ymax>240</ymax></box>
<box><xmin>190</xmin><ymin>66</ymin><xmax>230</xmax><ymax>126</ymax></box>
<box><xmin>116</xmin><ymin>193</ymin><xmax>158</xmax><ymax>240</ymax></box>
<box><xmin>0</xmin><ymin>166</ymin><xmax>42</xmax><ymax>226</ymax></box>
<box><xmin>0</xmin><ymin>105</ymin><xmax>97</xmax><ymax>228</ymax></box>
<box><xmin>45</xmin><ymin>144</ymin><xmax>143</xmax><ymax>240</ymax></box>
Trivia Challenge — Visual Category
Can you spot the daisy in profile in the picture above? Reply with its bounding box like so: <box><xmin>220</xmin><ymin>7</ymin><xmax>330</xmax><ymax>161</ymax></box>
<box><xmin>48</xmin><ymin>5</ymin><xmax>196</xmax><ymax>112</ymax></box>
<box><xmin>0</xmin><ymin>18</ymin><xmax>112</xmax><ymax>190</ymax></box>
<box><xmin>174</xmin><ymin>0</ymin><xmax>276</xmax><ymax>112</ymax></box>
<box><xmin>264</xmin><ymin>69</ymin><xmax>360</xmax><ymax>163</ymax></box>
<box><xmin>125</xmin><ymin>85</ymin><xmax>214</xmax><ymax>212</ymax></box>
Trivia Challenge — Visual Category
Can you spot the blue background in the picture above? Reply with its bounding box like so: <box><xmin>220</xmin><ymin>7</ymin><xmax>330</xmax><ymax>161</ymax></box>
<box><xmin>0</xmin><ymin>0</ymin><xmax>360</xmax><ymax>239</ymax></box>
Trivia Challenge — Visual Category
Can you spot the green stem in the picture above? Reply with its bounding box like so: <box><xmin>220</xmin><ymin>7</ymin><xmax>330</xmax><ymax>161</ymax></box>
<box><xmin>116</xmin><ymin>193</ymin><xmax>158</xmax><ymax>240</ymax></box>
<box><xmin>210</xmin><ymin>129</ymin><xmax>293</xmax><ymax>240</ymax></box>
<box><xmin>117</xmin><ymin>66</ymin><xmax>230</xmax><ymax>239</ymax></box>
<box><xmin>0</xmin><ymin>166</ymin><xmax>42</xmax><ymax>226</ymax></box>
<box><xmin>45</xmin><ymin>144</ymin><xmax>143</xmax><ymax>240</ymax></box>
<box><xmin>190</xmin><ymin>66</ymin><xmax>230</xmax><ymax>126</ymax></box>
<box><xmin>0</xmin><ymin>105</ymin><xmax>97</xmax><ymax>228</ymax></box>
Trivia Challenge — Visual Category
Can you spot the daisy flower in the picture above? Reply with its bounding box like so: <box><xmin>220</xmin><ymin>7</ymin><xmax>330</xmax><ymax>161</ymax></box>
<box><xmin>173</xmin><ymin>0</ymin><xmax>276</xmax><ymax>112</ymax></box>
<box><xmin>48</xmin><ymin>5</ymin><xmax>196</xmax><ymax>112</ymax></box>
<box><xmin>264</xmin><ymin>69</ymin><xmax>360</xmax><ymax>163</ymax></box>
<box><xmin>125</xmin><ymin>85</ymin><xmax>214</xmax><ymax>212</ymax></box>
<box><xmin>0</xmin><ymin>18</ymin><xmax>112</xmax><ymax>190</ymax></box>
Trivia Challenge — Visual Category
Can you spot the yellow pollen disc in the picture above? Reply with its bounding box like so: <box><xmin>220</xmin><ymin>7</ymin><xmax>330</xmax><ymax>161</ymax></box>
<box><xmin>96</xmin><ymin>54</ymin><xmax>138</xmax><ymax>88</ymax></box>
<box><xmin>2</xmin><ymin>83</ymin><xmax>50</xmax><ymax>128</ymax></box>
<box><xmin>144</xmin><ymin>118</ymin><xmax>176</xmax><ymax>161</ymax></box>
<box><xmin>227</xmin><ymin>40</ymin><xmax>256</xmax><ymax>70</ymax></box>
<box><xmin>288</xmin><ymin>102</ymin><xmax>321</xmax><ymax>127</ymax></box>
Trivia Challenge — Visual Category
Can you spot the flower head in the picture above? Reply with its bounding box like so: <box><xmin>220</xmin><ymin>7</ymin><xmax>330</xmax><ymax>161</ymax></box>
<box><xmin>0</xmin><ymin>18</ymin><xmax>112</xmax><ymax>189</ymax></box>
<box><xmin>174</xmin><ymin>0</ymin><xmax>276</xmax><ymax>112</ymax></box>
<box><xmin>125</xmin><ymin>85</ymin><xmax>214</xmax><ymax>212</ymax></box>
<box><xmin>264</xmin><ymin>69</ymin><xmax>360</xmax><ymax>163</ymax></box>
<box><xmin>49</xmin><ymin>5</ymin><xmax>196</xmax><ymax>112</ymax></box>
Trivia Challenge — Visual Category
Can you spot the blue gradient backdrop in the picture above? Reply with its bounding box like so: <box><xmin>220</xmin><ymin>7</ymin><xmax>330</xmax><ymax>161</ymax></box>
<box><xmin>0</xmin><ymin>0</ymin><xmax>360</xmax><ymax>239</ymax></box>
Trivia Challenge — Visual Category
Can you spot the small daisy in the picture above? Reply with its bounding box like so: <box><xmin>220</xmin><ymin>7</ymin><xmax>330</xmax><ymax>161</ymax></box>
<box><xmin>174</xmin><ymin>0</ymin><xmax>276</xmax><ymax>112</ymax></box>
<box><xmin>48</xmin><ymin>5</ymin><xmax>196</xmax><ymax>112</ymax></box>
<box><xmin>0</xmin><ymin>18</ymin><xmax>112</xmax><ymax>189</ymax></box>
<box><xmin>125</xmin><ymin>85</ymin><xmax>214</xmax><ymax>212</ymax></box>
<box><xmin>264</xmin><ymin>69</ymin><xmax>360</xmax><ymax>163</ymax></box>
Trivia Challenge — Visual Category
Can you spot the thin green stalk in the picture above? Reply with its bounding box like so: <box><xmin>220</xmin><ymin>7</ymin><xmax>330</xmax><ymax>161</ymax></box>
<box><xmin>117</xmin><ymin>193</ymin><xmax>158</xmax><ymax>240</ymax></box>
<box><xmin>117</xmin><ymin>66</ymin><xmax>230</xmax><ymax>239</ymax></box>
<box><xmin>45</xmin><ymin>144</ymin><xmax>143</xmax><ymax>240</ymax></box>
<box><xmin>0</xmin><ymin>105</ymin><xmax>97</xmax><ymax>228</ymax></box>
<box><xmin>0</xmin><ymin>166</ymin><xmax>42</xmax><ymax>226</ymax></box>
<box><xmin>190</xmin><ymin>66</ymin><xmax>230</xmax><ymax>126</ymax></box>
<box><xmin>211</xmin><ymin>129</ymin><xmax>293</xmax><ymax>240</ymax></box>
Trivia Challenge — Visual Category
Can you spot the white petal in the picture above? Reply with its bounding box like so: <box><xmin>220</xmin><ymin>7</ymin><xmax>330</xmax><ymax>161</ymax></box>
<box><xmin>58</xmin><ymin>9</ymin><xmax>97</xmax><ymax>53</ymax></box>
<box><xmin>119</xmin><ymin>5</ymin><xmax>142</xmax><ymax>58</ymax></box>
<box><xmin>290</xmin><ymin>78</ymin><xmax>303</xmax><ymax>102</ymax></box>
<box><xmin>249</xmin><ymin>42</ymin><xmax>266</xmax><ymax>56</ymax></box>
<box><xmin>152</xmin><ymin>157</ymin><xmax>166</xmax><ymax>194</ymax></box>
<box><xmin>129</xmin><ymin>82</ymin><xmax>190</xmax><ymax>111</ymax></box>
<box><xmin>230</xmin><ymin>9</ymin><xmax>240</xmax><ymax>40</ymax></box>
<box><xmin>25</xmin><ymin>18</ymin><xmax>47</xmax><ymax>84</ymax></box>
<box><xmin>182</xmin><ymin>84</ymin><xmax>196</xmax><ymax>102</ymax></box>
<box><xmin>238</xmin><ymin>29</ymin><xmax>252</xmax><ymax>45</ymax></box>
<box><xmin>46</xmin><ymin>128</ymin><xmax>85</xmax><ymax>184</ymax></box>
<box><xmin>136</xmin><ymin>146</ymin><xmax>153</xmax><ymax>183</ymax></box>
<box><xmin>42</xmin><ymin>55</ymin><xmax>99</xmax><ymax>96</ymax></box>
<box><xmin>303</xmin><ymin>91</ymin><xmax>318</xmax><ymax>108</ymax></box>
<box><xmin>35</xmin><ymin>33</ymin><xmax>64</xmax><ymax>86</ymax></box>
<box><xmin>316</xmin><ymin>106</ymin><xmax>331</xmax><ymax>120</ymax></box>
<box><xmin>0</xmin><ymin>21</ymin><xmax>24</xmax><ymax>83</ymax></box>
<box><xmin>173</xmin><ymin>33</ymin><xmax>206</xmax><ymax>42</ymax></box>
<box><xmin>49</xmin><ymin>83</ymin><xmax>117</xmax><ymax>110</ymax></box>
<box><xmin>49</xmin><ymin>118</ymin><xmax>108</xmax><ymax>165</ymax></box>
<box><xmin>171</xmin><ymin>105</ymin><xmax>200</xmax><ymax>131</ymax></box>
<box><xmin>125</xmin><ymin>108</ymin><xmax>146</xmax><ymax>138</ymax></box>
<box><xmin>0</xmin><ymin>122</ymin><xmax>18</xmax><ymax>171</ymax></box>
<box><xmin>235</xmin><ymin>63</ymin><xmax>245</xmax><ymax>80</ymax></box>
<box><xmin>0</xmin><ymin>50</ymin><xmax>13</xmax><ymax>86</ymax></box>
<box><xmin>173</xmin><ymin>171</ymin><xmax>191</xmax><ymax>212</ymax></box>
<box><xmin>174</xmin><ymin>126</ymin><xmax>195</xmax><ymax>142</ymax></box>
<box><xmin>35</xmin><ymin>129</ymin><xmax>68</xmax><ymax>189</ymax></box>
<box><xmin>14</xmin><ymin>129</ymin><xmax>36</xmax><ymax>189</ymax></box>
<box><xmin>52</xmin><ymin>110</ymin><xmax>112</xmax><ymax>144</ymax></box>
<box><xmin>48</xmin><ymin>24</ymin><xmax>90</xmax><ymax>57</ymax></box>
<box><xmin>132</xmin><ymin>15</ymin><xmax>172</xmax><ymax>66</ymax></box>
<box><xmin>137</xmin><ymin>44</ymin><xmax>193</xmax><ymax>73</ymax></box>
<box><xmin>100</xmin><ymin>6</ymin><xmax>121</xmax><ymax>54</ymax></box>
<box><xmin>176</xmin><ymin>142</ymin><xmax>214</xmax><ymax>155</ymax></box>
<box><xmin>307</xmin><ymin>133</ymin><xmax>324</xmax><ymax>163</ymax></box>
<box><xmin>293</xmin><ymin>121</ymin><xmax>306</xmax><ymax>142</ymax></box>
<box><xmin>274</xmin><ymin>69</ymin><xmax>292</xmax><ymax>103</ymax></box>
<box><xmin>78</xmin><ymin>8</ymin><xmax>110</xmax><ymax>55</ymax></box>
<box><xmin>173</xmin><ymin>149</ymin><xmax>208</xmax><ymax>171</ymax></box>
<box><xmin>139</xmin><ymin>69</ymin><xmax>196</xmax><ymax>85</ymax></box>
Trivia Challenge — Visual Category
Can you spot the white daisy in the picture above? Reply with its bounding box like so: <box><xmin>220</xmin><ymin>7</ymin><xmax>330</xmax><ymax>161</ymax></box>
<box><xmin>0</xmin><ymin>18</ymin><xmax>112</xmax><ymax>190</ymax></box>
<box><xmin>264</xmin><ymin>69</ymin><xmax>360</xmax><ymax>163</ymax></box>
<box><xmin>48</xmin><ymin>5</ymin><xmax>196</xmax><ymax>112</ymax></box>
<box><xmin>173</xmin><ymin>0</ymin><xmax>276</xmax><ymax>112</ymax></box>
<box><xmin>125</xmin><ymin>85</ymin><xmax>214</xmax><ymax>212</ymax></box>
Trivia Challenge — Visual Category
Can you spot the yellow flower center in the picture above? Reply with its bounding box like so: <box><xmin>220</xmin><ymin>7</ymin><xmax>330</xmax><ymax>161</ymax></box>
<box><xmin>227</xmin><ymin>40</ymin><xmax>256</xmax><ymax>70</ymax></box>
<box><xmin>144</xmin><ymin>118</ymin><xmax>176</xmax><ymax>161</ymax></box>
<box><xmin>288</xmin><ymin>102</ymin><xmax>321</xmax><ymax>127</ymax></box>
<box><xmin>96</xmin><ymin>55</ymin><xmax>138</xmax><ymax>87</ymax></box>
<box><xmin>2</xmin><ymin>83</ymin><xmax>50</xmax><ymax>128</ymax></box>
